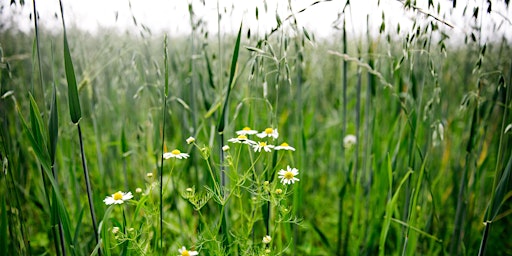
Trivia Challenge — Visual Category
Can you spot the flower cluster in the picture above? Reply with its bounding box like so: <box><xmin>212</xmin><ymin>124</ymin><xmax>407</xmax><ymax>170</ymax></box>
<box><xmin>228</xmin><ymin>126</ymin><xmax>300</xmax><ymax>185</ymax></box>
<box><xmin>227</xmin><ymin>127</ymin><xmax>295</xmax><ymax>153</ymax></box>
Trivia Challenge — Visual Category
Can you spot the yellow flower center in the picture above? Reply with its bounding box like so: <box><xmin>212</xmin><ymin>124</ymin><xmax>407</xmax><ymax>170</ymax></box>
<box><xmin>181</xmin><ymin>250</ymin><xmax>190</xmax><ymax>256</ymax></box>
<box><xmin>237</xmin><ymin>135</ymin><xmax>247</xmax><ymax>140</ymax></box>
<box><xmin>113</xmin><ymin>192</ymin><xmax>123</xmax><ymax>200</ymax></box>
<box><xmin>264</xmin><ymin>128</ymin><xmax>274</xmax><ymax>134</ymax></box>
<box><xmin>259</xmin><ymin>142</ymin><xmax>267</xmax><ymax>147</ymax></box>
<box><xmin>171</xmin><ymin>149</ymin><xmax>181</xmax><ymax>155</ymax></box>
<box><xmin>243</xmin><ymin>127</ymin><xmax>251</xmax><ymax>131</ymax></box>
<box><xmin>284</xmin><ymin>171</ymin><xmax>294</xmax><ymax>180</ymax></box>
<box><xmin>280</xmin><ymin>142</ymin><xmax>289</xmax><ymax>147</ymax></box>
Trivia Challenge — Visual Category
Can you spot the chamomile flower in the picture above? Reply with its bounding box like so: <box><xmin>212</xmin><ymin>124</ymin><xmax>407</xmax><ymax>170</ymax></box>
<box><xmin>278</xmin><ymin>166</ymin><xmax>300</xmax><ymax>185</ymax></box>
<box><xmin>163</xmin><ymin>149</ymin><xmax>190</xmax><ymax>159</ymax></box>
<box><xmin>104</xmin><ymin>191</ymin><xmax>133</xmax><ymax>205</ymax></box>
<box><xmin>274</xmin><ymin>142</ymin><xmax>295</xmax><ymax>151</ymax></box>
<box><xmin>222</xmin><ymin>145</ymin><xmax>230</xmax><ymax>151</ymax></box>
<box><xmin>178</xmin><ymin>246</ymin><xmax>198</xmax><ymax>256</ymax></box>
<box><xmin>253</xmin><ymin>141</ymin><xmax>274</xmax><ymax>152</ymax></box>
<box><xmin>186</xmin><ymin>137</ymin><xmax>195</xmax><ymax>144</ymax></box>
<box><xmin>236</xmin><ymin>126</ymin><xmax>258</xmax><ymax>135</ymax></box>
<box><xmin>343</xmin><ymin>134</ymin><xmax>357</xmax><ymax>149</ymax></box>
<box><xmin>227</xmin><ymin>135</ymin><xmax>256</xmax><ymax>145</ymax></box>
<box><xmin>257</xmin><ymin>128</ymin><xmax>279</xmax><ymax>139</ymax></box>
<box><xmin>262</xmin><ymin>235</ymin><xmax>272</xmax><ymax>244</ymax></box>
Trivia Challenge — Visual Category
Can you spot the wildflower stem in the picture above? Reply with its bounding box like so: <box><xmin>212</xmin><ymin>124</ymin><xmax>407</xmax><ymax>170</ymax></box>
<box><xmin>77</xmin><ymin>123</ymin><xmax>101</xmax><ymax>255</ymax></box>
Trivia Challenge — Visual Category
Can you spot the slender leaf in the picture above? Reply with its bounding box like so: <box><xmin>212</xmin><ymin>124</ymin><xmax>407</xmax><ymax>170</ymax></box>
<box><xmin>49</xmin><ymin>85</ymin><xmax>58</xmax><ymax>164</ymax></box>
<box><xmin>60</xmin><ymin>0</ymin><xmax>81</xmax><ymax>124</ymax></box>
<box><xmin>217</xmin><ymin>22</ymin><xmax>242</xmax><ymax>133</ymax></box>
<box><xmin>379</xmin><ymin>155</ymin><xmax>412</xmax><ymax>256</ymax></box>
<box><xmin>489</xmin><ymin>152</ymin><xmax>512</xmax><ymax>220</ymax></box>
<box><xmin>17</xmin><ymin>101</ymin><xmax>51</xmax><ymax>171</ymax></box>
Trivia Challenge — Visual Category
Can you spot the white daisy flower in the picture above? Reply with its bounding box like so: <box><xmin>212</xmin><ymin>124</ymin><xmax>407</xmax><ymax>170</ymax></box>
<box><xmin>186</xmin><ymin>137</ymin><xmax>195</xmax><ymax>144</ymax></box>
<box><xmin>104</xmin><ymin>191</ymin><xmax>133</xmax><ymax>205</ymax></box>
<box><xmin>222</xmin><ymin>145</ymin><xmax>230</xmax><ymax>151</ymax></box>
<box><xmin>262</xmin><ymin>235</ymin><xmax>272</xmax><ymax>244</ymax></box>
<box><xmin>278</xmin><ymin>166</ymin><xmax>300</xmax><ymax>185</ymax></box>
<box><xmin>257</xmin><ymin>127</ymin><xmax>279</xmax><ymax>139</ymax></box>
<box><xmin>236</xmin><ymin>126</ymin><xmax>258</xmax><ymax>135</ymax></box>
<box><xmin>274</xmin><ymin>142</ymin><xmax>295</xmax><ymax>151</ymax></box>
<box><xmin>343</xmin><ymin>134</ymin><xmax>357</xmax><ymax>149</ymax></box>
<box><xmin>163</xmin><ymin>149</ymin><xmax>190</xmax><ymax>159</ymax></box>
<box><xmin>253</xmin><ymin>141</ymin><xmax>274</xmax><ymax>152</ymax></box>
<box><xmin>227</xmin><ymin>135</ymin><xmax>256</xmax><ymax>145</ymax></box>
<box><xmin>178</xmin><ymin>246</ymin><xmax>198</xmax><ymax>256</ymax></box>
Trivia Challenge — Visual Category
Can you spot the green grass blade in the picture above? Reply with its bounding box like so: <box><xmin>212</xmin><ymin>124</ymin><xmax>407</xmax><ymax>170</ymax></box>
<box><xmin>63</xmin><ymin>34</ymin><xmax>81</xmax><ymax>124</ymax></box>
<box><xmin>489</xmin><ymin>152</ymin><xmax>512</xmax><ymax>220</ymax></box>
<box><xmin>164</xmin><ymin>35</ymin><xmax>169</xmax><ymax>97</ymax></box>
<box><xmin>217</xmin><ymin>22</ymin><xmax>242</xmax><ymax>133</ymax></box>
<box><xmin>0</xmin><ymin>196</ymin><xmax>7</xmax><ymax>255</ymax></box>
<box><xmin>59</xmin><ymin>0</ymin><xmax>81</xmax><ymax>124</ymax></box>
<box><xmin>17</xmin><ymin>98</ymin><xmax>51</xmax><ymax>171</ymax></box>
<box><xmin>49</xmin><ymin>85</ymin><xmax>58</xmax><ymax>164</ymax></box>
<box><xmin>379</xmin><ymin>155</ymin><xmax>412</xmax><ymax>256</ymax></box>
<box><xmin>203</xmin><ymin>47</ymin><xmax>216</xmax><ymax>89</ymax></box>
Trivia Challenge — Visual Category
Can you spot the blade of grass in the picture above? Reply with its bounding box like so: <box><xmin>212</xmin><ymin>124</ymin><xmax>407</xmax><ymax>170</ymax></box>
<box><xmin>1</xmin><ymin>195</ymin><xmax>7</xmax><ymax>255</ymax></box>
<box><xmin>217</xmin><ymin>22</ymin><xmax>242</xmax><ymax>134</ymax></box>
<box><xmin>159</xmin><ymin>34</ymin><xmax>169</xmax><ymax>255</ymax></box>
<box><xmin>59</xmin><ymin>0</ymin><xmax>81</xmax><ymax>124</ymax></box>
<box><xmin>379</xmin><ymin>155</ymin><xmax>412</xmax><ymax>256</ymax></box>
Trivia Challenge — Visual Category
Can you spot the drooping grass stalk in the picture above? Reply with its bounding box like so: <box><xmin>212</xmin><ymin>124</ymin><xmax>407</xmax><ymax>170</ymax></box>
<box><xmin>59</xmin><ymin>1</ymin><xmax>100</xmax><ymax>254</ymax></box>
<box><xmin>159</xmin><ymin>35</ymin><xmax>169</xmax><ymax>254</ymax></box>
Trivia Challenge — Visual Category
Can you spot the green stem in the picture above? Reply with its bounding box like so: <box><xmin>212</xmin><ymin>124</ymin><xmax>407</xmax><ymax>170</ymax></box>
<box><xmin>159</xmin><ymin>97</ymin><xmax>167</xmax><ymax>255</ymax></box>
<box><xmin>77</xmin><ymin>123</ymin><xmax>101</xmax><ymax>255</ymax></box>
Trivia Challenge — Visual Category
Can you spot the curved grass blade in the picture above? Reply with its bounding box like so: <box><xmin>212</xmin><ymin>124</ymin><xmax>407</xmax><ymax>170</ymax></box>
<box><xmin>379</xmin><ymin>155</ymin><xmax>412</xmax><ymax>256</ymax></box>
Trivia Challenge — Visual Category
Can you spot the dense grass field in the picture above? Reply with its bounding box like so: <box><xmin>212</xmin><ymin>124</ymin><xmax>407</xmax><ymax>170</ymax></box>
<box><xmin>1</xmin><ymin>0</ymin><xmax>512</xmax><ymax>255</ymax></box>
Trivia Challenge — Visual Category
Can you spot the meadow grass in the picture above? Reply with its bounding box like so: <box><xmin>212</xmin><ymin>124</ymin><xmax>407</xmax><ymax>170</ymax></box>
<box><xmin>1</xmin><ymin>1</ymin><xmax>512</xmax><ymax>255</ymax></box>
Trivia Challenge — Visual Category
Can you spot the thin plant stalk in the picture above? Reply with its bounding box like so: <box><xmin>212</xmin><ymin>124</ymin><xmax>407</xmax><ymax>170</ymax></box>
<box><xmin>59</xmin><ymin>0</ymin><xmax>100</xmax><ymax>253</ymax></box>
<box><xmin>159</xmin><ymin>35</ymin><xmax>169</xmax><ymax>255</ymax></box>
<box><xmin>77</xmin><ymin>124</ymin><xmax>100</xmax><ymax>252</ymax></box>
<box><xmin>337</xmin><ymin>14</ymin><xmax>348</xmax><ymax>256</ymax></box>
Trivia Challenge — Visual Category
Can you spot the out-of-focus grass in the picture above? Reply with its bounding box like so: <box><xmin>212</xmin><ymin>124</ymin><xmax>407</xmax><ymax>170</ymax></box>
<box><xmin>1</xmin><ymin>1</ymin><xmax>512</xmax><ymax>254</ymax></box>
